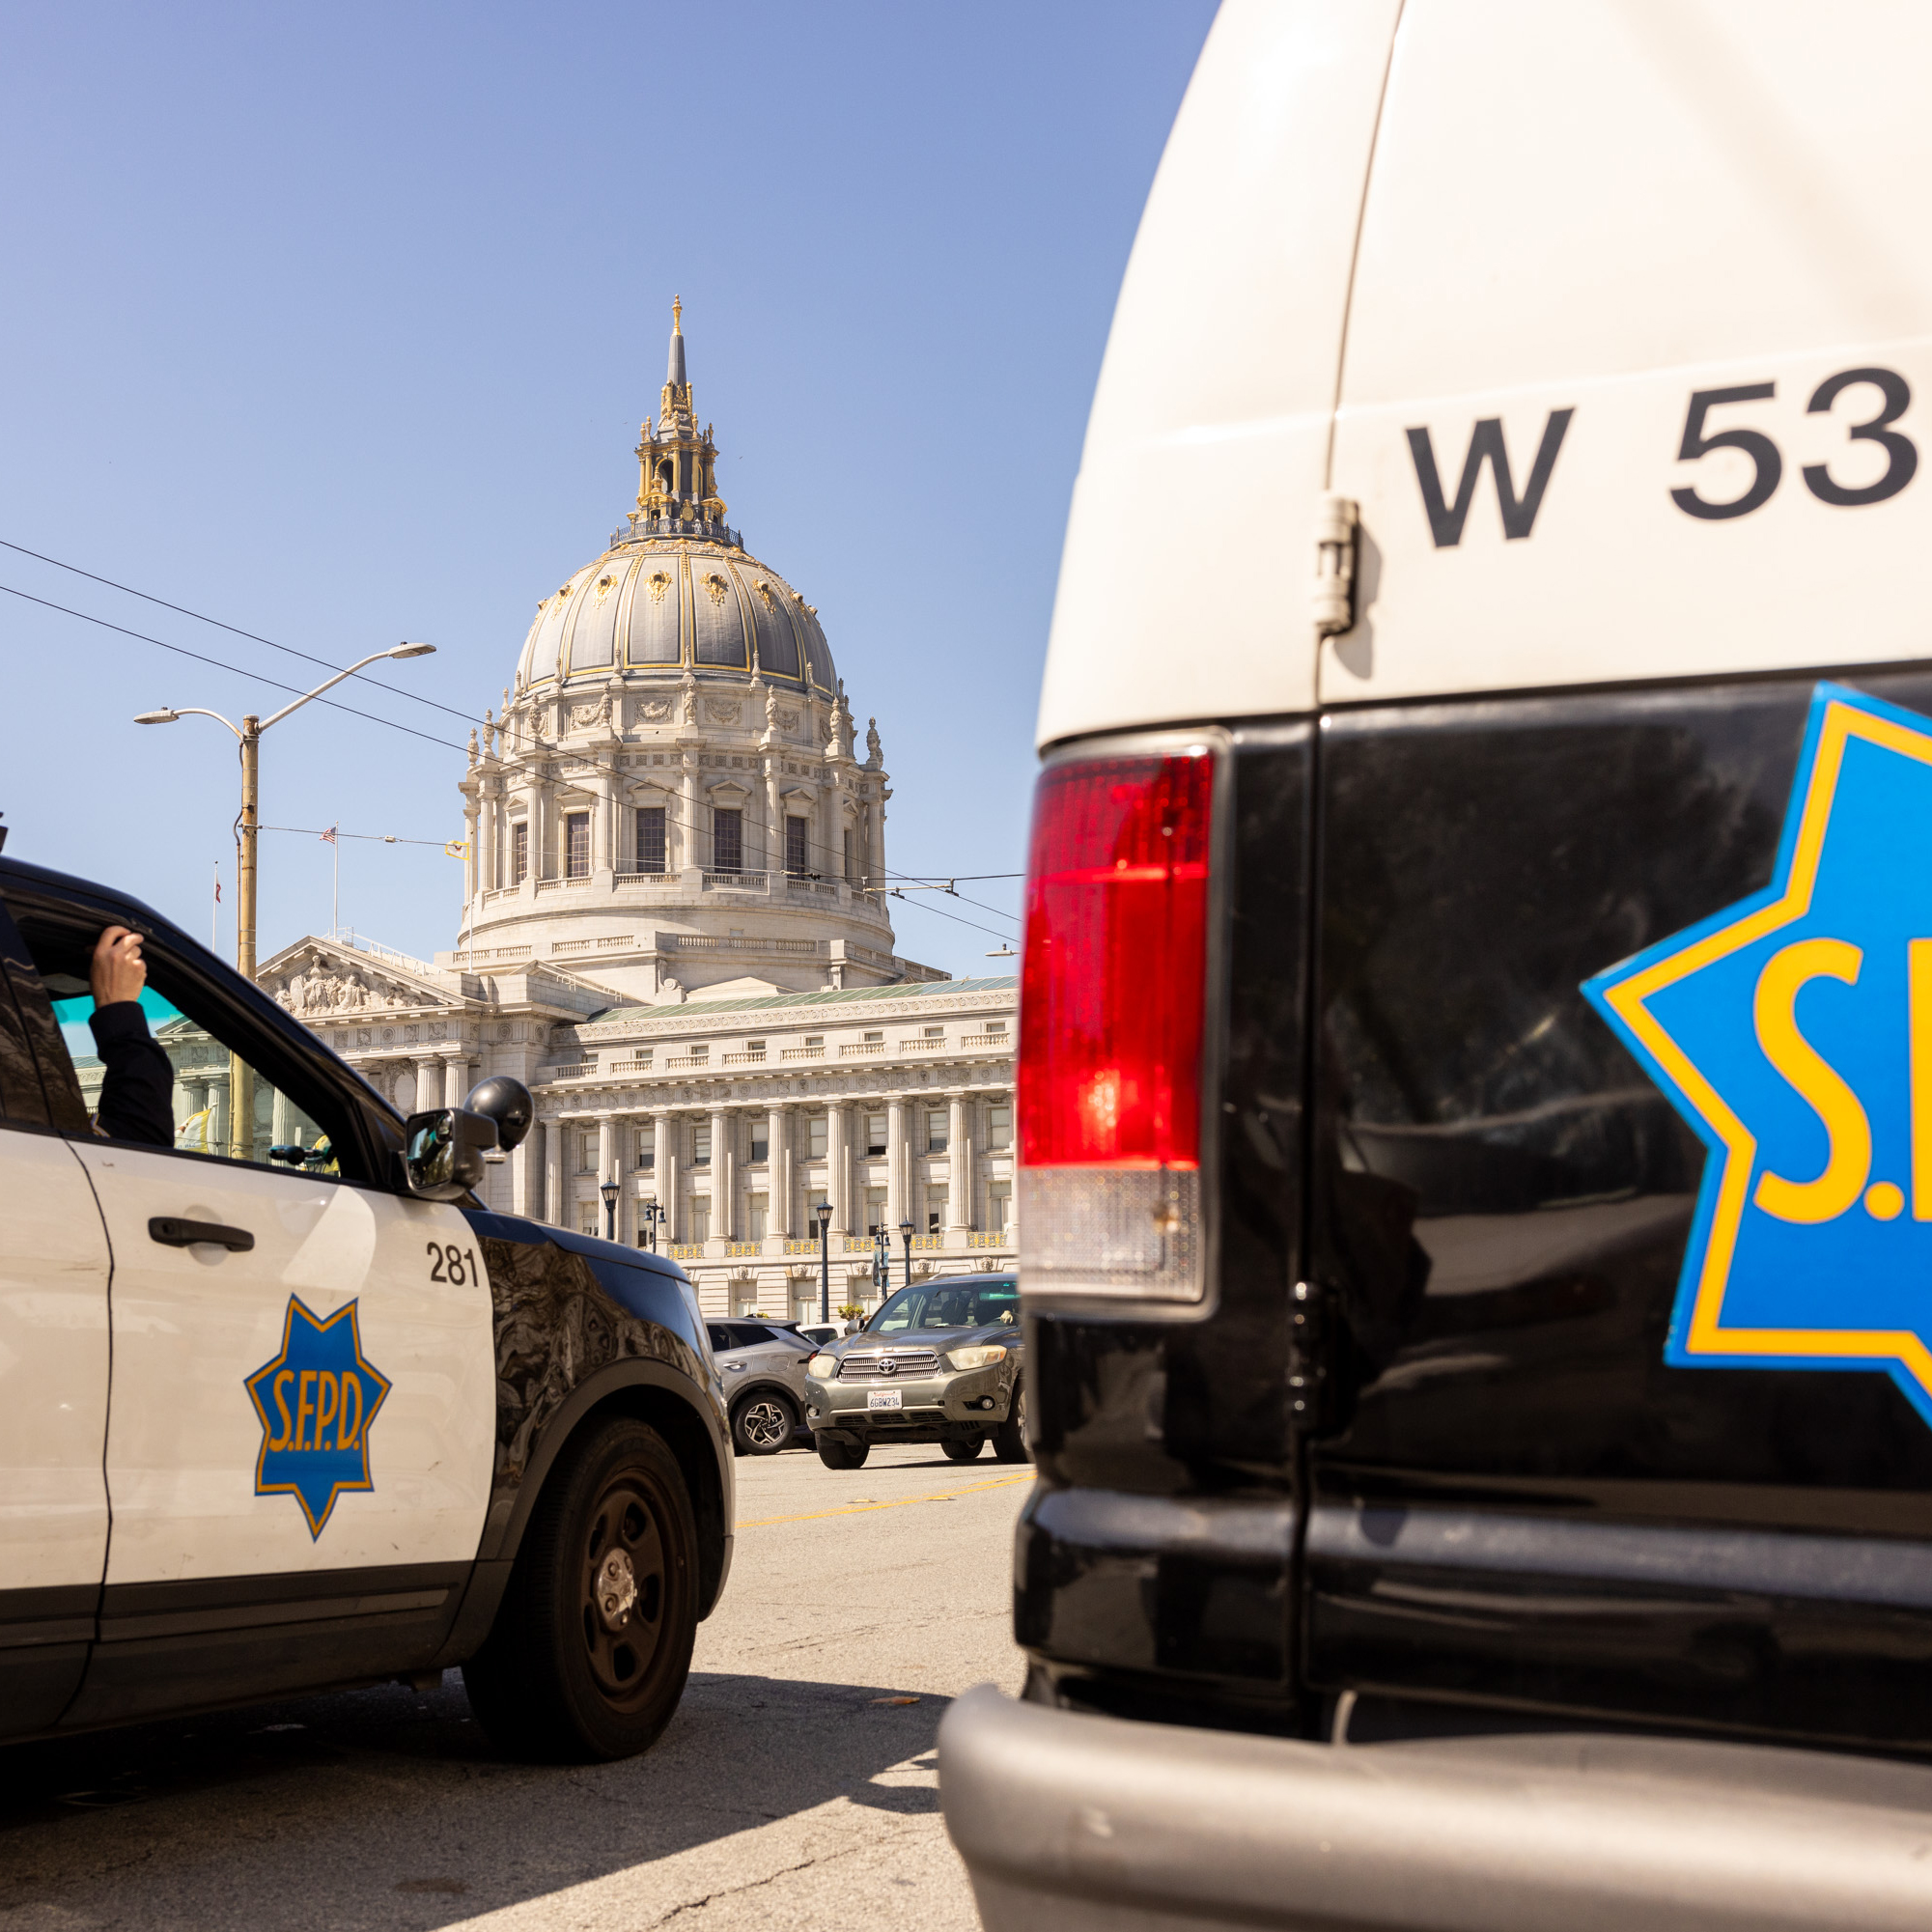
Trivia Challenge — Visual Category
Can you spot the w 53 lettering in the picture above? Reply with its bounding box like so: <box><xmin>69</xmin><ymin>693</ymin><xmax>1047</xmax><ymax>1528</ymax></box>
<box><xmin>1673</xmin><ymin>368</ymin><xmax>1918</xmax><ymax>521</ymax></box>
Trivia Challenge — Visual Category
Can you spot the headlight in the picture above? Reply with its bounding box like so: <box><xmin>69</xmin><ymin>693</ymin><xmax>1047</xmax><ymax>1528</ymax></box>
<box><xmin>947</xmin><ymin>1345</ymin><xmax>1007</xmax><ymax>1370</ymax></box>
<box><xmin>808</xmin><ymin>1354</ymin><xmax>838</xmax><ymax>1378</ymax></box>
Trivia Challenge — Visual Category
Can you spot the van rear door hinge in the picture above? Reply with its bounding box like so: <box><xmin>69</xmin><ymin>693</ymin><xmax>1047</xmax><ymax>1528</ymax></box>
<box><xmin>1288</xmin><ymin>1278</ymin><xmax>1336</xmax><ymax>1433</ymax></box>
<box><xmin>1310</xmin><ymin>492</ymin><xmax>1358</xmax><ymax>639</ymax></box>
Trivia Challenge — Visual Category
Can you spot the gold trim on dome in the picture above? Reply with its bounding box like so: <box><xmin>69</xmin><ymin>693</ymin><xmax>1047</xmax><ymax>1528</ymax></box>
<box><xmin>647</xmin><ymin>571</ymin><xmax>671</xmax><ymax>602</ymax></box>
<box><xmin>701</xmin><ymin>571</ymin><xmax>729</xmax><ymax>606</ymax></box>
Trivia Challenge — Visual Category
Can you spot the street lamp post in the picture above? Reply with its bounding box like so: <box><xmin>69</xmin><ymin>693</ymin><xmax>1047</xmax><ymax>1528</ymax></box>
<box><xmin>641</xmin><ymin>1201</ymin><xmax>665</xmax><ymax>1252</ymax></box>
<box><xmin>815</xmin><ymin>1200</ymin><xmax>833</xmax><ymax>1325</ymax></box>
<box><xmin>899</xmin><ymin>1218</ymin><xmax>915</xmax><ymax>1290</ymax></box>
<box><xmin>600</xmin><ymin>1173</ymin><xmax>620</xmax><ymax>1242</ymax></box>
<box><xmin>137</xmin><ymin>644</ymin><xmax>434</xmax><ymax>1162</ymax></box>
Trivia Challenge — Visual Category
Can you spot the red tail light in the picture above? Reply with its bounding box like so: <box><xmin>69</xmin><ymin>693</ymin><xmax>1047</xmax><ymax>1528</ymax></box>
<box><xmin>1018</xmin><ymin>744</ymin><xmax>1215</xmax><ymax>1301</ymax></box>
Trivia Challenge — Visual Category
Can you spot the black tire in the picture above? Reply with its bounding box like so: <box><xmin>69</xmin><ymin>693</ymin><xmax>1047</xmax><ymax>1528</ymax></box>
<box><xmin>942</xmin><ymin>1436</ymin><xmax>985</xmax><ymax>1462</ymax></box>
<box><xmin>732</xmin><ymin>1390</ymin><xmax>796</xmax><ymax>1457</ymax></box>
<box><xmin>816</xmin><ymin>1435</ymin><xmax>869</xmax><ymax>1470</ymax></box>
<box><xmin>462</xmin><ymin>1417</ymin><xmax>697</xmax><ymax>1763</ymax></box>
<box><xmin>993</xmin><ymin>1381</ymin><xmax>1030</xmax><ymax>1464</ymax></box>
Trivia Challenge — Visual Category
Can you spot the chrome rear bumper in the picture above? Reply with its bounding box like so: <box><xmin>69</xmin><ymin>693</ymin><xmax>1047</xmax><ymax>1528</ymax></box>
<box><xmin>938</xmin><ymin>1684</ymin><xmax>1932</xmax><ymax>1931</ymax></box>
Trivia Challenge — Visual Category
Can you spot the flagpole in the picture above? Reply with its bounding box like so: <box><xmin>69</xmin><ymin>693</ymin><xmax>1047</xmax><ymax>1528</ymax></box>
<box><xmin>212</xmin><ymin>859</ymin><xmax>219</xmax><ymax>951</ymax></box>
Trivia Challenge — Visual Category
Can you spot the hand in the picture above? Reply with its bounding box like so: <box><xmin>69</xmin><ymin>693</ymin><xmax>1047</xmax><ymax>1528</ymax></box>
<box><xmin>91</xmin><ymin>926</ymin><xmax>148</xmax><ymax>1008</ymax></box>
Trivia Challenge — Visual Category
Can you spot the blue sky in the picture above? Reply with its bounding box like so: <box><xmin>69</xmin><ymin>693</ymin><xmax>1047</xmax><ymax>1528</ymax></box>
<box><xmin>0</xmin><ymin>1</ymin><xmax>1216</xmax><ymax>977</ymax></box>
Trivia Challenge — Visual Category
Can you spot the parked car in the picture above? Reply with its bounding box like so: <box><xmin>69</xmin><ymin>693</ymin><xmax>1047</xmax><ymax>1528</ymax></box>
<box><xmin>774</xmin><ymin>1320</ymin><xmax>845</xmax><ymax>1348</ymax></box>
<box><xmin>940</xmin><ymin>1</ymin><xmax>1932</xmax><ymax>1925</ymax></box>
<box><xmin>706</xmin><ymin>1321</ymin><xmax>813</xmax><ymax>1455</ymax></box>
<box><xmin>804</xmin><ymin>1274</ymin><xmax>1024</xmax><ymax>1469</ymax></box>
<box><xmin>0</xmin><ymin>851</ymin><xmax>731</xmax><ymax>1763</ymax></box>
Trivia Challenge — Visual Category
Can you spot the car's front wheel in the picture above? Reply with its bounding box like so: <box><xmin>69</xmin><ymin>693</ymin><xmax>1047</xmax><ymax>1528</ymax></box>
<box><xmin>816</xmin><ymin>1435</ymin><xmax>869</xmax><ymax>1470</ymax></box>
<box><xmin>733</xmin><ymin>1391</ymin><xmax>796</xmax><ymax>1457</ymax></box>
<box><xmin>942</xmin><ymin>1436</ymin><xmax>985</xmax><ymax>1462</ymax></box>
<box><xmin>993</xmin><ymin>1381</ymin><xmax>1030</xmax><ymax>1464</ymax></box>
<box><xmin>462</xmin><ymin>1417</ymin><xmax>698</xmax><ymax>1762</ymax></box>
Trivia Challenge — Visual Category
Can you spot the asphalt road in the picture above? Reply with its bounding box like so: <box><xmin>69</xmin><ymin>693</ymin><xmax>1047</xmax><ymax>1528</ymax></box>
<box><xmin>0</xmin><ymin>1442</ymin><xmax>1033</xmax><ymax>1930</ymax></box>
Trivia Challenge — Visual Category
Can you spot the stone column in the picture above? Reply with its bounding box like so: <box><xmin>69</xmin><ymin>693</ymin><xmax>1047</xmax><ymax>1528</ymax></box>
<box><xmin>886</xmin><ymin>1098</ymin><xmax>907</xmax><ymax>1231</ymax></box>
<box><xmin>597</xmin><ymin>1114</ymin><xmax>617</xmax><ymax>1238</ymax></box>
<box><xmin>711</xmin><ymin>1106</ymin><xmax>733</xmax><ymax>1240</ymax></box>
<box><xmin>544</xmin><ymin>1119</ymin><xmax>562</xmax><ymax>1227</ymax></box>
<box><xmin>443</xmin><ymin>1053</ymin><xmax>468</xmax><ymax>1108</ymax></box>
<box><xmin>269</xmin><ymin>1087</ymin><xmax>294</xmax><ymax>1151</ymax></box>
<box><xmin>948</xmin><ymin>1094</ymin><xmax>970</xmax><ymax>1229</ymax></box>
<box><xmin>662</xmin><ymin>1118</ymin><xmax>681</xmax><ymax>1243</ymax></box>
<box><xmin>770</xmin><ymin>1105</ymin><xmax>791</xmax><ymax>1238</ymax></box>
<box><xmin>827</xmin><ymin>1103</ymin><xmax>850</xmax><ymax>1236</ymax></box>
<box><xmin>680</xmin><ymin>749</ymin><xmax>702</xmax><ymax>876</ymax></box>
<box><xmin>413</xmin><ymin>1055</ymin><xmax>440</xmax><ymax>1117</ymax></box>
<box><xmin>516</xmin><ymin>1116</ymin><xmax>542</xmax><ymax>1218</ymax></box>
<box><xmin>519</xmin><ymin>770</ymin><xmax>542</xmax><ymax>889</ymax></box>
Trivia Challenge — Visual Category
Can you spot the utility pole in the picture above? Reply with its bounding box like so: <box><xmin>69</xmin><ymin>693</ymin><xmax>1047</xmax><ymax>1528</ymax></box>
<box><xmin>138</xmin><ymin>644</ymin><xmax>434</xmax><ymax>1150</ymax></box>
<box><xmin>232</xmin><ymin>715</ymin><xmax>261</xmax><ymax>1160</ymax></box>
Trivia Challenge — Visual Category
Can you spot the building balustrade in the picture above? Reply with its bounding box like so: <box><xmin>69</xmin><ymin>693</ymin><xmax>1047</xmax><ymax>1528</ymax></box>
<box><xmin>665</xmin><ymin>1053</ymin><xmax>709</xmax><ymax>1070</ymax></box>
<box><xmin>899</xmin><ymin>1038</ymin><xmax>945</xmax><ymax>1052</ymax></box>
<box><xmin>551</xmin><ymin>1063</ymin><xmax>593</xmax><ymax>1079</ymax></box>
<box><xmin>960</xmin><ymin>1033</ymin><xmax>1008</xmax><ymax>1049</ymax></box>
<box><xmin>966</xmin><ymin>1231</ymin><xmax>1010</xmax><ymax>1248</ymax></box>
<box><xmin>703</xmin><ymin>871</ymin><xmax>769</xmax><ymax>890</ymax></box>
<box><xmin>723</xmin><ymin>1050</ymin><xmax>766</xmax><ymax>1066</ymax></box>
<box><xmin>779</xmin><ymin>1046</ymin><xmax>824</xmax><ymax>1061</ymax></box>
<box><xmin>840</xmin><ymin>1041</ymin><xmax>885</xmax><ymax>1057</ymax></box>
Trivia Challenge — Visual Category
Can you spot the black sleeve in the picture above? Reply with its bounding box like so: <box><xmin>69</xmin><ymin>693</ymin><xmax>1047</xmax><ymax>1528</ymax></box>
<box><xmin>88</xmin><ymin>1001</ymin><xmax>178</xmax><ymax>1149</ymax></box>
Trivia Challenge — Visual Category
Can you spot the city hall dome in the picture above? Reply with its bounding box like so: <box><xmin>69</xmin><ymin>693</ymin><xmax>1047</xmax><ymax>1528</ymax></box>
<box><xmin>514</xmin><ymin>298</ymin><xmax>836</xmax><ymax>698</ymax></box>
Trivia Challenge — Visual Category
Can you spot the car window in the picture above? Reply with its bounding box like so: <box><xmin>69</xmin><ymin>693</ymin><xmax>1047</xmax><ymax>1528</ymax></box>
<box><xmin>755</xmin><ymin>1326</ymin><xmax>810</xmax><ymax>1352</ymax></box>
<box><xmin>10</xmin><ymin>903</ymin><xmax>357</xmax><ymax>1178</ymax></box>
<box><xmin>706</xmin><ymin>1324</ymin><xmax>732</xmax><ymax>1353</ymax></box>
<box><xmin>869</xmin><ymin>1279</ymin><xmax>1020</xmax><ymax>1332</ymax></box>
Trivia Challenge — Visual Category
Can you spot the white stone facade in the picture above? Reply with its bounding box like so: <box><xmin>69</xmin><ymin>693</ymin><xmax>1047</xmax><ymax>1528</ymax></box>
<box><xmin>258</xmin><ymin>304</ymin><xmax>1016</xmax><ymax>1314</ymax></box>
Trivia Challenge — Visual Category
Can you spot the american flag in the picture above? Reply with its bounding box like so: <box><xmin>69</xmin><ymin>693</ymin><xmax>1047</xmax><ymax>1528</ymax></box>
<box><xmin>320</xmin><ymin>825</ymin><xmax>338</xmax><ymax>846</ymax></box>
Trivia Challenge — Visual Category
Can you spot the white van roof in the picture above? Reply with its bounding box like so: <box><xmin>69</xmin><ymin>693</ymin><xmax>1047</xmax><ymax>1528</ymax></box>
<box><xmin>1039</xmin><ymin>0</ymin><xmax>1932</xmax><ymax>748</ymax></box>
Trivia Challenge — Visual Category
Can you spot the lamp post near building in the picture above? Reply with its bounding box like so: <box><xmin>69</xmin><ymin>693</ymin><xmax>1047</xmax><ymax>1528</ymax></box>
<box><xmin>899</xmin><ymin>1218</ymin><xmax>914</xmax><ymax>1290</ymax></box>
<box><xmin>641</xmin><ymin>1201</ymin><xmax>665</xmax><ymax>1252</ymax></box>
<box><xmin>600</xmin><ymin>1171</ymin><xmax>620</xmax><ymax>1242</ymax></box>
<box><xmin>815</xmin><ymin>1199</ymin><xmax>833</xmax><ymax>1324</ymax></box>
<box><xmin>136</xmin><ymin>644</ymin><xmax>434</xmax><ymax>1162</ymax></box>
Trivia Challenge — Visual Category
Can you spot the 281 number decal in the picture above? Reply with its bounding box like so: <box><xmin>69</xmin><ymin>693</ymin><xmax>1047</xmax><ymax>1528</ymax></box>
<box><xmin>1672</xmin><ymin>367</ymin><xmax>1917</xmax><ymax>519</ymax></box>
<box><xmin>427</xmin><ymin>1242</ymin><xmax>481</xmax><ymax>1286</ymax></box>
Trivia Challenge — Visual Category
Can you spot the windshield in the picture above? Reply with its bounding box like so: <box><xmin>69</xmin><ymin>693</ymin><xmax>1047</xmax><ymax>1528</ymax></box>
<box><xmin>867</xmin><ymin>1279</ymin><xmax>1018</xmax><ymax>1333</ymax></box>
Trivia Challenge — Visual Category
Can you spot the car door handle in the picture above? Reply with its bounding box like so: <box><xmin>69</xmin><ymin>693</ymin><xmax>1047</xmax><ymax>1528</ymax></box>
<box><xmin>149</xmin><ymin>1217</ymin><xmax>255</xmax><ymax>1253</ymax></box>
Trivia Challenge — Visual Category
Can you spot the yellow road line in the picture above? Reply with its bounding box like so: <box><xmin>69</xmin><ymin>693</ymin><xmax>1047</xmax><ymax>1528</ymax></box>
<box><xmin>737</xmin><ymin>1471</ymin><xmax>1033</xmax><ymax>1529</ymax></box>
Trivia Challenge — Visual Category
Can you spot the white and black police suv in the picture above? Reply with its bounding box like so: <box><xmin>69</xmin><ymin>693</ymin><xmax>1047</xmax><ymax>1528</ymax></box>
<box><xmin>943</xmin><ymin>3</ymin><xmax>1932</xmax><ymax>1927</ymax></box>
<box><xmin>0</xmin><ymin>847</ymin><xmax>730</xmax><ymax>1762</ymax></box>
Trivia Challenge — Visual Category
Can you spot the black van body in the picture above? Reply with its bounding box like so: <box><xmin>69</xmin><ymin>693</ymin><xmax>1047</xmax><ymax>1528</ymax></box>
<box><xmin>1017</xmin><ymin>671</ymin><xmax>1932</xmax><ymax>1754</ymax></box>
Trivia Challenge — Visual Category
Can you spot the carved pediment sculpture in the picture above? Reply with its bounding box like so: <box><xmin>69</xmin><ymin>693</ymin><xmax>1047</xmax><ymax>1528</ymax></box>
<box><xmin>638</xmin><ymin>696</ymin><xmax>673</xmax><ymax>722</ymax></box>
<box><xmin>707</xmin><ymin>698</ymin><xmax>742</xmax><ymax>725</ymax></box>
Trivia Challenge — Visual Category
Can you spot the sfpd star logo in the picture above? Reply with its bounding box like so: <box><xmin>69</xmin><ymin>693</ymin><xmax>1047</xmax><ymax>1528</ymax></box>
<box><xmin>244</xmin><ymin>1297</ymin><xmax>391</xmax><ymax>1537</ymax></box>
<box><xmin>1584</xmin><ymin>682</ymin><xmax>1932</xmax><ymax>1428</ymax></box>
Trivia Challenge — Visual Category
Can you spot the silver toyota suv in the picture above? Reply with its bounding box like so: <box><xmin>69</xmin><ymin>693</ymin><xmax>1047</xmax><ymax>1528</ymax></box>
<box><xmin>804</xmin><ymin>1274</ymin><xmax>1026</xmax><ymax>1470</ymax></box>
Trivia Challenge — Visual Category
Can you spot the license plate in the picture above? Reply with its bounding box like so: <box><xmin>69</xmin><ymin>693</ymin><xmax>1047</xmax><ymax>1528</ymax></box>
<box><xmin>868</xmin><ymin>1389</ymin><xmax>903</xmax><ymax>1410</ymax></box>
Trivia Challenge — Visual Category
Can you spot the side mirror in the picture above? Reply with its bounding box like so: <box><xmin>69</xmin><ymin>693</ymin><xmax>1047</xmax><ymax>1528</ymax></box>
<box><xmin>403</xmin><ymin>1107</ymin><xmax>497</xmax><ymax>1201</ymax></box>
<box><xmin>462</xmin><ymin>1075</ymin><xmax>533</xmax><ymax>1154</ymax></box>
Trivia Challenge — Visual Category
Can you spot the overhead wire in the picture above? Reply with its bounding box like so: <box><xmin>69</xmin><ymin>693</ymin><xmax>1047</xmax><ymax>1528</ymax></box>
<box><xmin>2</xmin><ymin>548</ymin><xmax>1022</xmax><ymax>941</ymax></box>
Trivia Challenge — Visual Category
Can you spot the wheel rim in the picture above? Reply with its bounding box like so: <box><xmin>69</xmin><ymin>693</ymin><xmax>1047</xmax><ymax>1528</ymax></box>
<box><xmin>742</xmin><ymin>1398</ymin><xmax>790</xmax><ymax>1450</ymax></box>
<box><xmin>578</xmin><ymin>1473</ymin><xmax>667</xmax><ymax>1712</ymax></box>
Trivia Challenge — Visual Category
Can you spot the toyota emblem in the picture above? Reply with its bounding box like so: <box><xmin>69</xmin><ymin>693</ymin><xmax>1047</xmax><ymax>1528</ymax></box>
<box><xmin>880</xmin><ymin>1357</ymin><xmax>899</xmax><ymax>1376</ymax></box>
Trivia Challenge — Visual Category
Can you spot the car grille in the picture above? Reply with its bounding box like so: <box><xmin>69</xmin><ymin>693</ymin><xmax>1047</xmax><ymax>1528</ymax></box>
<box><xmin>838</xmin><ymin>1348</ymin><xmax>941</xmax><ymax>1380</ymax></box>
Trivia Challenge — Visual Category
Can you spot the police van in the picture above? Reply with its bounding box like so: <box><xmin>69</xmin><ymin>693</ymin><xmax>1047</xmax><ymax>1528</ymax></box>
<box><xmin>941</xmin><ymin>2</ymin><xmax>1932</xmax><ymax>1924</ymax></box>
<box><xmin>0</xmin><ymin>849</ymin><xmax>730</xmax><ymax>1761</ymax></box>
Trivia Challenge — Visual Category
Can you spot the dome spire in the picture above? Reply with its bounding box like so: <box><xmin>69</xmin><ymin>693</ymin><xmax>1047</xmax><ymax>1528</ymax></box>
<box><xmin>630</xmin><ymin>295</ymin><xmax>731</xmax><ymax>543</ymax></box>
<box><xmin>666</xmin><ymin>294</ymin><xmax>686</xmax><ymax>389</ymax></box>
